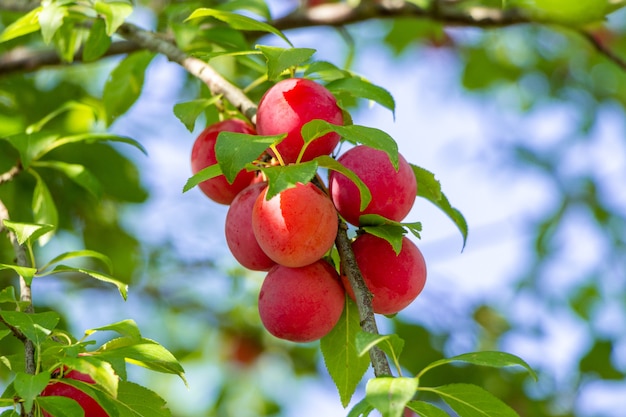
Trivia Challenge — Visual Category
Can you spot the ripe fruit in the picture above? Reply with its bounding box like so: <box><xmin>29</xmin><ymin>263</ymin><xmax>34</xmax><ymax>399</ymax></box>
<box><xmin>190</xmin><ymin>119</ymin><xmax>257</xmax><ymax>205</ymax></box>
<box><xmin>256</xmin><ymin>78</ymin><xmax>343</xmax><ymax>164</ymax></box>
<box><xmin>329</xmin><ymin>145</ymin><xmax>417</xmax><ymax>226</ymax></box>
<box><xmin>342</xmin><ymin>233</ymin><xmax>426</xmax><ymax>315</ymax></box>
<box><xmin>225</xmin><ymin>182</ymin><xmax>276</xmax><ymax>271</ymax></box>
<box><xmin>252</xmin><ymin>182</ymin><xmax>338</xmax><ymax>268</ymax></box>
<box><xmin>258</xmin><ymin>260</ymin><xmax>345</xmax><ymax>342</ymax></box>
<box><xmin>40</xmin><ymin>369</ymin><xmax>108</xmax><ymax>417</ymax></box>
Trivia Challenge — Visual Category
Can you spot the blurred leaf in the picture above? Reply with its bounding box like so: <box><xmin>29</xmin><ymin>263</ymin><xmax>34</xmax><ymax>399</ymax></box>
<box><xmin>366</xmin><ymin>377</ymin><xmax>418</xmax><ymax>417</ymax></box>
<box><xmin>356</xmin><ymin>331</ymin><xmax>405</xmax><ymax>365</ymax></box>
<box><xmin>0</xmin><ymin>311</ymin><xmax>59</xmax><ymax>346</ymax></box>
<box><xmin>3</xmin><ymin>132</ymin><xmax>60</xmax><ymax>169</ymax></box>
<box><xmin>321</xmin><ymin>298</ymin><xmax>370</xmax><ymax>407</ymax></box>
<box><xmin>31</xmin><ymin>171</ymin><xmax>58</xmax><ymax>246</ymax></box>
<box><xmin>215</xmin><ymin>132</ymin><xmax>280</xmax><ymax>183</ymax></box>
<box><xmin>579</xmin><ymin>340</ymin><xmax>624</xmax><ymax>380</ymax></box>
<box><xmin>40</xmin><ymin>249</ymin><xmax>114</xmax><ymax>274</ymax></box>
<box><xmin>32</xmin><ymin>161</ymin><xmax>102</xmax><ymax>198</ymax></box>
<box><xmin>0</xmin><ymin>286</ymin><xmax>18</xmax><ymax>304</ymax></box>
<box><xmin>186</xmin><ymin>8</ymin><xmax>292</xmax><ymax>46</ymax></box>
<box><xmin>103</xmin><ymin>50</ymin><xmax>155</xmax><ymax>125</ymax></box>
<box><xmin>406</xmin><ymin>400</ymin><xmax>449</xmax><ymax>417</ymax></box>
<box><xmin>36</xmin><ymin>396</ymin><xmax>84</xmax><ymax>417</ymax></box>
<box><xmin>347</xmin><ymin>398</ymin><xmax>374</xmax><ymax>417</ymax></box>
<box><xmin>0</xmin><ymin>7</ymin><xmax>42</xmax><ymax>43</ymax></box>
<box><xmin>25</xmin><ymin>101</ymin><xmax>96</xmax><ymax>135</ymax></box>
<box><xmin>1</xmin><ymin>220</ymin><xmax>54</xmax><ymax>246</ymax></box>
<box><xmin>216</xmin><ymin>0</ymin><xmax>272</xmax><ymax>20</ymax></box>
<box><xmin>44</xmin><ymin>265</ymin><xmax>128</xmax><ymax>300</ymax></box>
<box><xmin>38</xmin><ymin>2</ymin><xmax>67</xmax><ymax>44</ymax></box>
<box><xmin>419</xmin><ymin>351</ymin><xmax>538</xmax><ymax>381</ymax></box>
<box><xmin>182</xmin><ymin>164</ymin><xmax>222</xmax><ymax>193</ymax></box>
<box><xmin>304</xmin><ymin>61</ymin><xmax>350</xmax><ymax>82</ymax></box>
<box><xmin>173</xmin><ymin>97</ymin><xmax>222</xmax><ymax>132</ymax></box>
<box><xmin>326</xmin><ymin>77</ymin><xmax>396</xmax><ymax>117</ymax></box>
<box><xmin>83</xmin><ymin>18</ymin><xmax>111</xmax><ymax>62</ymax></box>
<box><xmin>86</xmin><ymin>319</ymin><xmax>142</xmax><ymax>341</ymax></box>
<box><xmin>316</xmin><ymin>155</ymin><xmax>372</xmax><ymax>211</ymax></box>
<box><xmin>257</xmin><ymin>46</ymin><xmax>316</xmax><ymax>80</ymax></box>
<box><xmin>260</xmin><ymin>161</ymin><xmax>318</xmax><ymax>200</ymax></box>
<box><xmin>425</xmin><ymin>384</ymin><xmax>520</xmax><ymax>417</ymax></box>
<box><xmin>47</xmin><ymin>133</ymin><xmax>147</xmax><ymax>155</ymax></box>
<box><xmin>94</xmin><ymin>1</ymin><xmax>133</xmax><ymax>36</ymax></box>
<box><xmin>14</xmin><ymin>372</ymin><xmax>50</xmax><ymax>413</ymax></box>
<box><xmin>0</xmin><ymin>264</ymin><xmax>37</xmax><ymax>283</ymax></box>
<box><xmin>52</xmin><ymin>21</ymin><xmax>79</xmax><ymax>63</ymax></box>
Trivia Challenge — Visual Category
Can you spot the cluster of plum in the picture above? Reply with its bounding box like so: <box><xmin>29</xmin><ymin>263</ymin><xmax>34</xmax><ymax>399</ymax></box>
<box><xmin>190</xmin><ymin>78</ymin><xmax>427</xmax><ymax>343</ymax></box>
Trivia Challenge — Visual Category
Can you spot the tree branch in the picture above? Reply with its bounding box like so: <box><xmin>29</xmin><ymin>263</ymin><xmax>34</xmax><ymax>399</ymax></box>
<box><xmin>0</xmin><ymin>162</ymin><xmax>21</xmax><ymax>185</ymax></box>
<box><xmin>581</xmin><ymin>29</ymin><xmax>626</xmax><ymax>71</ymax></box>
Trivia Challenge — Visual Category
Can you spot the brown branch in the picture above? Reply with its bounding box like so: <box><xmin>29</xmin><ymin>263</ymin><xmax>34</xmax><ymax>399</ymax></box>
<box><xmin>0</xmin><ymin>163</ymin><xmax>22</xmax><ymax>185</ymax></box>
<box><xmin>581</xmin><ymin>30</ymin><xmax>626</xmax><ymax>71</ymax></box>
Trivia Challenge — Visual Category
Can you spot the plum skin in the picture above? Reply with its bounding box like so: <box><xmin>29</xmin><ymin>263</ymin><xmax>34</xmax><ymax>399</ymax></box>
<box><xmin>329</xmin><ymin>145</ymin><xmax>417</xmax><ymax>226</ymax></box>
<box><xmin>225</xmin><ymin>182</ymin><xmax>276</xmax><ymax>271</ymax></box>
<box><xmin>258</xmin><ymin>259</ymin><xmax>346</xmax><ymax>342</ymax></box>
<box><xmin>40</xmin><ymin>369</ymin><xmax>108</xmax><ymax>417</ymax></box>
<box><xmin>190</xmin><ymin>119</ymin><xmax>257</xmax><ymax>205</ymax></box>
<box><xmin>342</xmin><ymin>233</ymin><xmax>427</xmax><ymax>315</ymax></box>
<box><xmin>256</xmin><ymin>78</ymin><xmax>343</xmax><ymax>164</ymax></box>
<box><xmin>252</xmin><ymin>182</ymin><xmax>338</xmax><ymax>268</ymax></box>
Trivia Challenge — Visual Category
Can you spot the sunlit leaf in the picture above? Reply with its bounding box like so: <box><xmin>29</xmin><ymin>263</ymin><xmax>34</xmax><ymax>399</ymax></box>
<box><xmin>0</xmin><ymin>264</ymin><xmax>37</xmax><ymax>284</ymax></box>
<box><xmin>356</xmin><ymin>331</ymin><xmax>405</xmax><ymax>365</ymax></box>
<box><xmin>86</xmin><ymin>319</ymin><xmax>142</xmax><ymax>341</ymax></box>
<box><xmin>406</xmin><ymin>400</ymin><xmax>449</xmax><ymax>417</ymax></box>
<box><xmin>40</xmin><ymin>249</ymin><xmax>113</xmax><ymax>274</ymax></box>
<box><xmin>257</xmin><ymin>46</ymin><xmax>316</xmax><ymax>80</ymax></box>
<box><xmin>94</xmin><ymin>1</ymin><xmax>133</xmax><ymax>36</ymax></box>
<box><xmin>424</xmin><ymin>383</ymin><xmax>520</xmax><ymax>417</ymax></box>
<box><xmin>32</xmin><ymin>161</ymin><xmax>102</xmax><ymax>198</ymax></box>
<box><xmin>45</xmin><ymin>265</ymin><xmax>128</xmax><ymax>300</ymax></box>
<box><xmin>366</xmin><ymin>377</ymin><xmax>418</xmax><ymax>417</ymax></box>
<box><xmin>1</xmin><ymin>220</ymin><xmax>54</xmax><ymax>246</ymax></box>
<box><xmin>326</xmin><ymin>77</ymin><xmax>396</xmax><ymax>117</ymax></box>
<box><xmin>0</xmin><ymin>7</ymin><xmax>42</xmax><ymax>43</ymax></box>
<box><xmin>38</xmin><ymin>2</ymin><xmax>67</xmax><ymax>44</ymax></box>
<box><xmin>173</xmin><ymin>97</ymin><xmax>222</xmax><ymax>132</ymax></box>
<box><xmin>418</xmin><ymin>351</ymin><xmax>537</xmax><ymax>381</ymax></box>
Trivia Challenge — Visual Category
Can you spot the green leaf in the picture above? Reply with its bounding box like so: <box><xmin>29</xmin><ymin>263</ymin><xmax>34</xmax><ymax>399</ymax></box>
<box><xmin>216</xmin><ymin>0</ymin><xmax>272</xmax><ymax>20</ymax></box>
<box><xmin>26</xmin><ymin>101</ymin><xmax>96</xmax><ymax>134</ymax></box>
<box><xmin>0</xmin><ymin>264</ymin><xmax>38</xmax><ymax>284</ymax></box>
<box><xmin>36</xmin><ymin>396</ymin><xmax>85</xmax><ymax>417</ymax></box>
<box><xmin>0</xmin><ymin>286</ymin><xmax>18</xmax><ymax>304</ymax></box>
<box><xmin>326</xmin><ymin>77</ymin><xmax>396</xmax><ymax>117</ymax></box>
<box><xmin>302</xmin><ymin>120</ymin><xmax>399</xmax><ymax>169</ymax></box>
<box><xmin>86</xmin><ymin>319</ymin><xmax>142</xmax><ymax>341</ymax></box>
<box><xmin>83</xmin><ymin>18</ymin><xmax>112</xmax><ymax>62</ymax></box>
<box><xmin>0</xmin><ymin>329</ymin><xmax>11</xmax><ymax>342</ymax></box>
<box><xmin>321</xmin><ymin>298</ymin><xmax>370</xmax><ymax>407</ymax></box>
<box><xmin>60</xmin><ymin>356</ymin><xmax>118</xmax><ymax>397</ymax></box>
<box><xmin>94</xmin><ymin>1</ymin><xmax>133</xmax><ymax>36</ymax></box>
<box><xmin>14</xmin><ymin>372</ymin><xmax>50</xmax><ymax>413</ymax></box>
<box><xmin>1</xmin><ymin>220</ymin><xmax>55</xmax><ymax>246</ymax></box>
<box><xmin>0</xmin><ymin>7</ymin><xmax>42</xmax><ymax>43</ymax></box>
<box><xmin>45</xmin><ymin>265</ymin><xmax>128</xmax><ymax>300</ymax></box>
<box><xmin>186</xmin><ymin>8</ymin><xmax>292</xmax><ymax>46</ymax></box>
<box><xmin>257</xmin><ymin>46</ymin><xmax>316</xmax><ymax>81</ymax></box>
<box><xmin>356</xmin><ymin>331</ymin><xmax>405</xmax><ymax>365</ymax></box>
<box><xmin>366</xmin><ymin>377</ymin><xmax>418</xmax><ymax>417</ymax></box>
<box><xmin>173</xmin><ymin>97</ymin><xmax>222</xmax><ymax>132</ymax></box>
<box><xmin>347</xmin><ymin>398</ymin><xmax>374</xmax><ymax>417</ymax></box>
<box><xmin>31</xmin><ymin>171</ymin><xmax>58</xmax><ymax>246</ymax></box>
<box><xmin>182</xmin><ymin>164</ymin><xmax>223</xmax><ymax>193</ymax></box>
<box><xmin>425</xmin><ymin>384</ymin><xmax>520</xmax><ymax>417</ymax></box>
<box><xmin>259</xmin><ymin>162</ymin><xmax>318</xmax><ymax>200</ymax></box>
<box><xmin>47</xmin><ymin>133</ymin><xmax>147</xmax><ymax>155</ymax></box>
<box><xmin>116</xmin><ymin>380</ymin><xmax>172</xmax><ymax>417</ymax></box>
<box><xmin>215</xmin><ymin>132</ymin><xmax>280</xmax><ymax>183</ymax></box>
<box><xmin>418</xmin><ymin>351</ymin><xmax>537</xmax><ymax>381</ymax></box>
<box><xmin>3</xmin><ymin>132</ymin><xmax>60</xmax><ymax>169</ymax></box>
<box><xmin>316</xmin><ymin>155</ymin><xmax>372</xmax><ymax>211</ymax></box>
<box><xmin>52</xmin><ymin>20</ymin><xmax>79</xmax><ymax>63</ymax></box>
<box><xmin>0</xmin><ymin>409</ymin><xmax>20</xmax><ymax>417</ymax></box>
<box><xmin>0</xmin><ymin>311</ymin><xmax>60</xmax><ymax>346</ymax></box>
<box><xmin>103</xmin><ymin>50</ymin><xmax>155</xmax><ymax>125</ymax></box>
<box><xmin>38</xmin><ymin>2</ymin><xmax>67</xmax><ymax>44</ymax></box>
<box><xmin>406</xmin><ymin>400</ymin><xmax>449</xmax><ymax>417</ymax></box>
<box><xmin>32</xmin><ymin>161</ymin><xmax>102</xmax><ymax>198</ymax></box>
<box><xmin>362</xmin><ymin>224</ymin><xmax>406</xmax><ymax>255</ymax></box>
<box><xmin>304</xmin><ymin>61</ymin><xmax>350</xmax><ymax>82</ymax></box>
<box><xmin>40</xmin><ymin>250</ymin><xmax>113</xmax><ymax>274</ymax></box>
<box><xmin>412</xmin><ymin>164</ymin><xmax>468</xmax><ymax>250</ymax></box>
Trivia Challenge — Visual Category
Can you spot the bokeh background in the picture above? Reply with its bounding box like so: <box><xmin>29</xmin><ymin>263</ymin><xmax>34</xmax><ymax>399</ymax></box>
<box><xmin>1</xmin><ymin>1</ymin><xmax>626</xmax><ymax>416</ymax></box>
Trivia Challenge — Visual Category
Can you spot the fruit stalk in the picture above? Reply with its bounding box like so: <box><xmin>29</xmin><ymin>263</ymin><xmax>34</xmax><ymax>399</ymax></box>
<box><xmin>335</xmin><ymin>220</ymin><xmax>392</xmax><ymax>377</ymax></box>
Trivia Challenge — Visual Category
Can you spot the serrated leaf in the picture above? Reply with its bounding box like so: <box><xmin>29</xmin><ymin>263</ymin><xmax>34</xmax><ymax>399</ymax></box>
<box><xmin>31</xmin><ymin>172</ymin><xmax>58</xmax><ymax>246</ymax></box>
<box><xmin>426</xmin><ymin>384</ymin><xmax>520</xmax><ymax>417</ymax></box>
<box><xmin>1</xmin><ymin>220</ymin><xmax>55</xmax><ymax>246</ymax></box>
<box><xmin>0</xmin><ymin>7</ymin><xmax>42</xmax><ymax>43</ymax></box>
<box><xmin>86</xmin><ymin>319</ymin><xmax>142</xmax><ymax>341</ymax></box>
<box><xmin>316</xmin><ymin>155</ymin><xmax>371</xmax><ymax>211</ymax></box>
<box><xmin>257</xmin><ymin>45</ymin><xmax>316</xmax><ymax>80</ymax></box>
<box><xmin>406</xmin><ymin>400</ymin><xmax>449</xmax><ymax>417</ymax></box>
<box><xmin>0</xmin><ymin>264</ymin><xmax>38</xmax><ymax>284</ymax></box>
<box><xmin>83</xmin><ymin>18</ymin><xmax>111</xmax><ymax>62</ymax></box>
<box><xmin>186</xmin><ymin>8</ymin><xmax>291</xmax><ymax>46</ymax></box>
<box><xmin>116</xmin><ymin>380</ymin><xmax>172</xmax><ymax>416</ymax></box>
<box><xmin>3</xmin><ymin>132</ymin><xmax>60</xmax><ymax>169</ymax></box>
<box><xmin>14</xmin><ymin>372</ymin><xmax>50</xmax><ymax>413</ymax></box>
<box><xmin>366</xmin><ymin>377</ymin><xmax>418</xmax><ymax>417</ymax></box>
<box><xmin>215</xmin><ymin>132</ymin><xmax>280</xmax><ymax>183</ymax></box>
<box><xmin>95</xmin><ymin>1</ymin><xmax>133</xmax><ymax>36</ymax></box>
<box><xmin>173</xmin><ymin>97</ymin><xmax>222</xmax><ymax>132</ymax></box>
<box><xmin>326</xmin><ymin>77</ymin><xmax>395</xmax><ymax>117</ymax></box>
<box><xmin>103</xmin><ymin>50</ymin><xmax>154</xmax><ymax>125</ymax></box>
<box><xmin>304</xmin><ymin>61</ymin><xmax>350</xmax><ymax>82</ymax></box>
<box><xmin>355</xmin><ymin>331</ymin><xmax>405</xmax><ymax>365</ymax></box>
<box><xmin>32</xmin><ymin>161</ymin><xmax>102</xmax><ymax>198</ymax></box>
<box><xmin>0</xmin><ymin>311</ymin><xmax>59</xmax><ymax>346</ymax></box>
<box><xmin>60</xmin><ymin>356</ymin><xmax>118</xmax><ymax>397</ymax></box>
<box><xmin>418</xmin><ymin>351</ymin><xmax>537</xmax><ymax>381</ymax></box>
<box><xmin>321</xmin><ymin>298</ymin><xmax>370</xmax><ymax>407</ymax></box>
<box><xmin>182</xmin><ymin>164</ymin><xmax>223</xmax><ymax>193</ymax></box>
<box><xmin>412</xmin><ymin>164</ymin><xmax>468</xmax><ymax>250</ymax></box>
<box><xmin>36</xmin><ymin>396</ymin><xmax>85</xmax><ymax>417</ymax></box>
<box><xmin>38</xmin><ymin>2</ymin><xmax>67</xmax><ymax>44</ymax></box>
<box><xmin>46</xmin><ymin>265</ymin><xmax>128</xmax><ymax>300</ymax></box>
<box><xmin>259</xmin><ymin>162</ymin><xmax>318</xmax><ymax>200</ymax></box>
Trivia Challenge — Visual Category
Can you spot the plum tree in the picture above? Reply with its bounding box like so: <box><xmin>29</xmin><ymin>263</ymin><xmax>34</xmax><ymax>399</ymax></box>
<box><xmin>258</xmin><ymin>259</ymin><xmax>345</xmax><ymax>342</ymax></box>
<box><xmin>342</xmin><ymin>233</ymin><xmax>427</xmax><ymax>315</ymax></box>
<box><xmin>225</xmin><ymin>182</ymin><xmax>276</xmax><ymax>271</ymax></box>
<box><xmin>40</xmin><ymin>370</ymin><xmax>108</xmax><ymax>417</ymax></box>
<box><xmin>190</xmin><ymin>119</ymin><xmax>257</xmax><ymax>205</ymax></box>
<box><xmin>329</xmin><ymin>145</ymin><xmax>417</xmax><ymax>226</ymax></box>
<box><xmin>252</xmin><ymin>182</ymin><xmax>338</xmax><ymax>267</ymax></box>
<box><xmin>256</xmin><ymin>78</ymin><xmax>343</xmax><ymax>164</ymax></box>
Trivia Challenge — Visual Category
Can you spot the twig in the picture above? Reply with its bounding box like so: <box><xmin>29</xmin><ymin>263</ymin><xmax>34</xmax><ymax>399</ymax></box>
<box><xmin>581</xmin><ymin>30</ymin><xmax>626</xmax><ymax>71</ymax></box>
<box><xmin>0</xmin><ymin>163</ymin><xmax>22</xmax><ymax>185</ymax></box>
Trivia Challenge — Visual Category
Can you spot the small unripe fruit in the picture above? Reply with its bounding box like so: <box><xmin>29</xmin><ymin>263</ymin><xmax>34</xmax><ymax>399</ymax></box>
<box><xmin>258</xmin><ymin>260</ymin><xmax>345</xmax><ymax>342</ymax></box>
<box><xmin>256</xmin><ymin>78</ymin><xmax>343</xmax><ymax>164</ymax></box>
<box><xmin>225</xmin><ymin>182</ymin><xmax>276</xmax><ymax>271</ymax></box>
<box><xmin>191</xmin><ymin>119</ymin><xmax>257</xmax><ymax>205</ymax></box>
<box><xmin>252</xmin><ymin>182</ymin><xmax>338</xmax><ymax>268</ymax></box>
<box><xmin>40</xmin><ymin>369</ymin><xmax>108</xmax><ymax>417</ymax></box>
<box><xmin>342</xmin><ymin>233</ymin><xmax>426</xmax><ymax>315</ymax></box>
<box><xmin>329</xmin><ymin>145</ymin><xmax>416</xmax><ymax>226</ymax></box>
